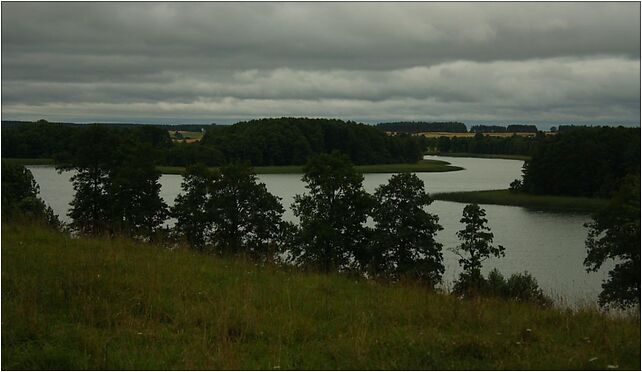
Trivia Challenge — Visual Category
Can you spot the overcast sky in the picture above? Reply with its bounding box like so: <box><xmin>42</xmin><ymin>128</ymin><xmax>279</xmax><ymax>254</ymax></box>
<box><xmin>2</xmin><ymin>2</ymin><xmax>640</xmax><ymax>126</ymax></box>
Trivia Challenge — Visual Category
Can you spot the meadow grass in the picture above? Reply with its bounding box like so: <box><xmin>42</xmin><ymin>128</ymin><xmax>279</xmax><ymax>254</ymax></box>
<box><xmin>432</xmin><ymin>189</ymin><xmax>610</xmax><ymax>212</ymax></box>
<box><xmin>425</xmin><ymin>152</ymin><xmax>531</xmax><ymax>161</ymax></box>
<box><xmin>2</xmin><ymin>223</ymin><xmax>639</xmax><ymax>370</ymax></box>
<box><xmin>158</xmin><ymin>159</ymin><xmax>462</xmax><ymax>175</ymax></box>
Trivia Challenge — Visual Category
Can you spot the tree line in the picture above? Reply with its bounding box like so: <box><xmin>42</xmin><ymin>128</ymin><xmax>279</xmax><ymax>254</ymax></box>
<box><xmin>377</xmin><ymin>121</ymin><xmax>467</xmax><ymax>133</ymax></box>
<box><xmin>470</xmin><ymin>124</ymin><xmax>538</xmax><ymax>133</ymax></box>
<box><xmin>200</xmin><ymin>117</ymin><xmax>425</xmax><ymax>165</ymax></box>
<box><xmin>516</xmin><ymin>126</ymin><xmax>640</xmax><ymax>198</ymax></box>
<box><xmin>426</xmin><ymin>133</ymin><xmax>539</xmax><ymax>156</ymax></box>
<box><xmin>1</xmin><ymin>118</ymin><xmax>427</xmax><ymax>167</ymax></box>
<box><xmin>5</xmin><ymin>144</ymin><xmax>639</xmax><ymax>308</ymax></box>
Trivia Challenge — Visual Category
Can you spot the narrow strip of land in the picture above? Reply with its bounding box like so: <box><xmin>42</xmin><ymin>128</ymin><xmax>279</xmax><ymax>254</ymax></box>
<box><xmin>4</xmin><ymin>158</ymin><xmax>463</xmax><ymax>175</ymax></box>
<box><xmin>158</xmin><ymin>159</ymin><xmax>463</xmax><ymax>175</ymax></box>
<box><xmin>425</xmin><ymin>152</ymin><xmax>531</xmax><ymax>161</ymax></box>
<box><xmin>432</xmin><ymin>189</ymin><xmax>609</xmax><ymax>211</ymax></box>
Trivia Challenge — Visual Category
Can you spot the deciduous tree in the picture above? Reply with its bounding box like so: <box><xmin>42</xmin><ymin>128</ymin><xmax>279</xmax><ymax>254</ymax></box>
<box><xmin>372</xmin><ymin>173</ymin><xmax>443</xmax><ymax>283</ymax></box>
<box><xmin>585</xmin><ymin>174</ymin><xmax>640</xmax><ymax>308</ymax></box>
<box><xmin>291</xmin><ymin>152</ymin><xmax>373</xmax><ymax>272</ymax></box>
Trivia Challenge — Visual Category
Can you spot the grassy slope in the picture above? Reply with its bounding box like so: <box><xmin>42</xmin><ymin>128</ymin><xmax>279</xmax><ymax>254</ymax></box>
<box><xmin>158</xmin><ymin>159</ymin><xmax>462</xmax><ymax>175</ymax></box>
<box><xmin>433</xmin><ymin>189</ymin><xmax>610</xmax><ymax>212</ymax></box>
<box><xmin>425</xmin><ymin>152</ymin><xmax>531</xmax><ymax>161</ymax></box>
<box><xmin>2</xmin><ymin>158</ymin><xmax>462</xmax><ymax>175</ymax></box>
<box><xmin>2</xmin><ymin>223</ymin><xmax>639</xmax><ymax>370</ymax></box>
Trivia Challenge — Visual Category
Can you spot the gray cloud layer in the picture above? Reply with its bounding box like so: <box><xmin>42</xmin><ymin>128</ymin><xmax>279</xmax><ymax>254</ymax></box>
<box><xmin>2</xmin><ymin>2</ymin><xmax>640</xmax><ymax>125</ymax></box>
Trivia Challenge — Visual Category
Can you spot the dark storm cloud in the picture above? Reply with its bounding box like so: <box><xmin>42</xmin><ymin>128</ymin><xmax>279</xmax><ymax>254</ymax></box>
<box><xmin>1</xmin><ymin>2</ymin><xmax>640</xmax><ymax>124</ymax></box>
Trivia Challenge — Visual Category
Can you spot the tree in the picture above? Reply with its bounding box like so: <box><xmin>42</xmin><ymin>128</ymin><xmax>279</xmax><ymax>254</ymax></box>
<box><xmin>291</xmin><ymin>152</ymin><xmax>373</xmax><ymax>272</ymax></box>
<box><xmin>172</xmin><ymin>163</ymin><xmax>287</xmax><ymax>262</ymax></box>
<box><xmin>172</xmin><ymin>164</ymin><xmax>215</xmax><ymax>250</ymax></box>
<box><xmin>371</xmin><ymin>173</ymin><xmax>444</xmax><ymax>283</ymax></box>
<box><xmin>209</xmin><ymin>163</ymin><xmax>286</xmax><ymax>261</ymax></box>
<box><xmin>109</xmin><ymin>143</ymin><xmax>168</xmax><ymax>240</ymax></box>
<box><xmin>59</xmin><ymin>125</ymin><xmax>168</xmax><ymax>239</ymax></box>
<box><xmin>453</xmin><ymin>204</ymin><xmax>505</xmax><ymax>288</ymax></box>
<box><xmin>1</xmin><ymin>162</ymin><xmax>60</xmax><ymax>228</ymax></box>
<box><xmin>585</xmin><ymin>174</ymin><xmax>640</xmax><ymax>309</ymax></box>
<box><xmin>59</xmin><ymin>125</ymin><xmax>119</xmax><ymax>235</ymax></box>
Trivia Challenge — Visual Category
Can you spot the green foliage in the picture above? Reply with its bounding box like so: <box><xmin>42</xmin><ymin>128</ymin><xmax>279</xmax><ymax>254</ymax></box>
<box><xmin>3</xmin><ymin>223</ymin><xmax>640</xmax><ymax>370</ymax></box>
<box><xmin>521</xmin><ymin>126</ymin><xmax>640</xmax><ymax>197</ymax></box>
<box><xmin>427</xmin><ymin>134</ymin><xmax>536</xmax><ymax>156</ymax></box>
<box><xmin>1</xmin><ymin>162</ymin><xmax>60</xmax><ymax>228</ymax></box>
<box><xmin>509</xmin><ymin>179</ymin><xmax>523</xmax><ymax>191</ymax></box>
<box><xmin>171</xmin><ymin>164</ymin><xmax>214</xmax><ymax>250</ymax></box>
<box><xmin>109</xmin><ymin>143</ymin><xmax>168</xmax><ymax>240</ymax></box>
<box><xmin>201</xmin><ymin>117</ymin><xmax>425</xmax><ymax>165</ymax></box>
<box><xmin>506</xmin><ymin>125</ymin><xmax>538</xmax><ymax>133</ymax></box>
<box><xmin>59</xmin><ymin>125</ymin><xmax>168</xmax><ymax>239</ymax></box>
<box><xmin>453</xmin><ymin>269</ymin><xmax>552</xmax><ymax>307</ymax></box>
<box><xmin>453</xmin><ymin>204</ymin><xmax>506</xmax><ymax>277</ymax></box>
<box><xmin>371</xmin><ymin>173</ymin><xmax>444</xmax><ymax>284</ymax></box>
<box><xmin>377</xmin><ymin>121</ymin><xmax>467</xmax><ymax>133</ymax></box>
<box><xmin>209</xmin><ymin>164</ymin><xmax>286</xmax><ymax>260</ymax></box>
<box><xmin>158</xmin><ymin>159</ymin><xmax>462</xmax><ymax>175</ymax></box>
<box><xmin>172</xmin><ymin>163</ymin><xmax>287</xmax><ymax>262</ymax></box>
<box><xmin>433</xmin><ymin>189</ymin><xmax>609</xmax><ymax>212</ymax></box>
<box><xmin>291</xmin><ymin>152</ymin><xmax>373</xmax><ymax>272</ymax></box>
<box><xmin>585</xmin><ymin>174</ymin><xmax>641</xmax><ymax>309</ymax></box>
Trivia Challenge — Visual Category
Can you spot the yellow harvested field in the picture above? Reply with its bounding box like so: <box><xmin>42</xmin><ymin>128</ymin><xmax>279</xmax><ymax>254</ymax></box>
<box><xmin>417</xmin><ymin>132</ymin><xmax>538</xmax><ymax>138</ymax></box>
<box><xmin>169</xmin><ymin>130</ymin><xmax>204</xmax><ymax>143</ymax></box>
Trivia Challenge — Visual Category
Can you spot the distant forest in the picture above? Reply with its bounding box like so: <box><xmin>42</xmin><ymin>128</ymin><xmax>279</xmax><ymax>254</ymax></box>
<box><xmin>377</xmin><ymin>122</ymin><xmax>467</xmax><ymax>133</ymax></box>
<box><xmin>426</xmin><ymin>133</ymin><xmax>538</xmax><ymax>156</ymax></box>
<box><xmin>377</xmin><ymin>122</ymin><xmax>540</xmax><ymax>133</ymax></box>
<box><xmin>1</xmin><ymin>118</ymin><xmax>427</xmax><ymax>167</ymax></box>
<box><xmin>470</xmin><ymin>124</ymin><xmax>538</xmax><ymax>133</ymax></box>
<box><xmin>520</xmin><ymin>126</ymin><xmax>640</xmax><ymax>198</ymax></box>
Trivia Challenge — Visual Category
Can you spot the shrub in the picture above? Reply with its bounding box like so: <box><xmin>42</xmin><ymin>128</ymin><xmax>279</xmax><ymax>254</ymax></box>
<box><xmin>453</xmin><ymin>268</ymin><xmax>552</xmax><ymax>307</ymax></box>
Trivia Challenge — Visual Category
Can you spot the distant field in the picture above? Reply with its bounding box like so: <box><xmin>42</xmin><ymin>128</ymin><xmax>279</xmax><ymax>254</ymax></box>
<box><xmin>417</xmin><ymin>132</ymin><xmax>538</xmax><ymax>138</ymax></box>
<box><xmin>169</xmin><ymin>130</ymin><xmax>204</xmax><ymax>143</ymax></box>
<box><xmin>158</xmin><ymin>159</ymin><xmax>463</xmax><ymax>175</ymax></box>
<box><xmin>432</xmin><ymin>189</ymin><xmax>609</xmax><ymax>211</ymax></box>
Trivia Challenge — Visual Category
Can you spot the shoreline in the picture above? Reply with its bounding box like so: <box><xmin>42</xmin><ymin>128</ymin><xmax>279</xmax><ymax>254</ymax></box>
<box><xmin>425</xmin><ymin>152</ymin><xmax>531</xmax><ymax>161</ymax></box>
<box><xmin>5</xmin><ymin>158</ymin><xmax>463</xmax><ymax>175</ymax></box>
<box><xmin>432</xmin><ymin>189</ymin><xmax>608</xmax><ymax>212</ymax></box>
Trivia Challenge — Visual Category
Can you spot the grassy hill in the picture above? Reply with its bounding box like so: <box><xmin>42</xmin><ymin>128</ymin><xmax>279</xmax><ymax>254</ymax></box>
<box><xmin>2</xmin><ymin>223</ymin><xmax>639</xmax><ymax>370</ymax></box>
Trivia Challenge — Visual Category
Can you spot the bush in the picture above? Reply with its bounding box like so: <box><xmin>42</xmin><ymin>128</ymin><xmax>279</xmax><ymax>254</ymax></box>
<box><xmin>1</xmin><ymin>162</ymin><xmax>61</xmax><ymax>229</ymax></box>
<box><xmin>509</xmin><ymin>179</ymin><xmax>523</xmax><ymax>192</ymax></box>
<box><xmin>453</xmin><ymin>269</ymin><xmax>552</xmax><ymax>307</ymax></box>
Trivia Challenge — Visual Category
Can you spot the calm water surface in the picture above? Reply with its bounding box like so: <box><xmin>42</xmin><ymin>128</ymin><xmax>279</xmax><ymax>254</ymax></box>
<box><xmin>27</xmin><ymin>156</ymin><xmax>608</xmax><ymax>305</ymax></box>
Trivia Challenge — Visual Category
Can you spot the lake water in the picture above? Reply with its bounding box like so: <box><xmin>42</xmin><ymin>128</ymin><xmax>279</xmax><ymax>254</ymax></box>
<box><xmin>27</xmin><ymin>156</ymin><xmax>609</xmax><ymax>306</ymax></box>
